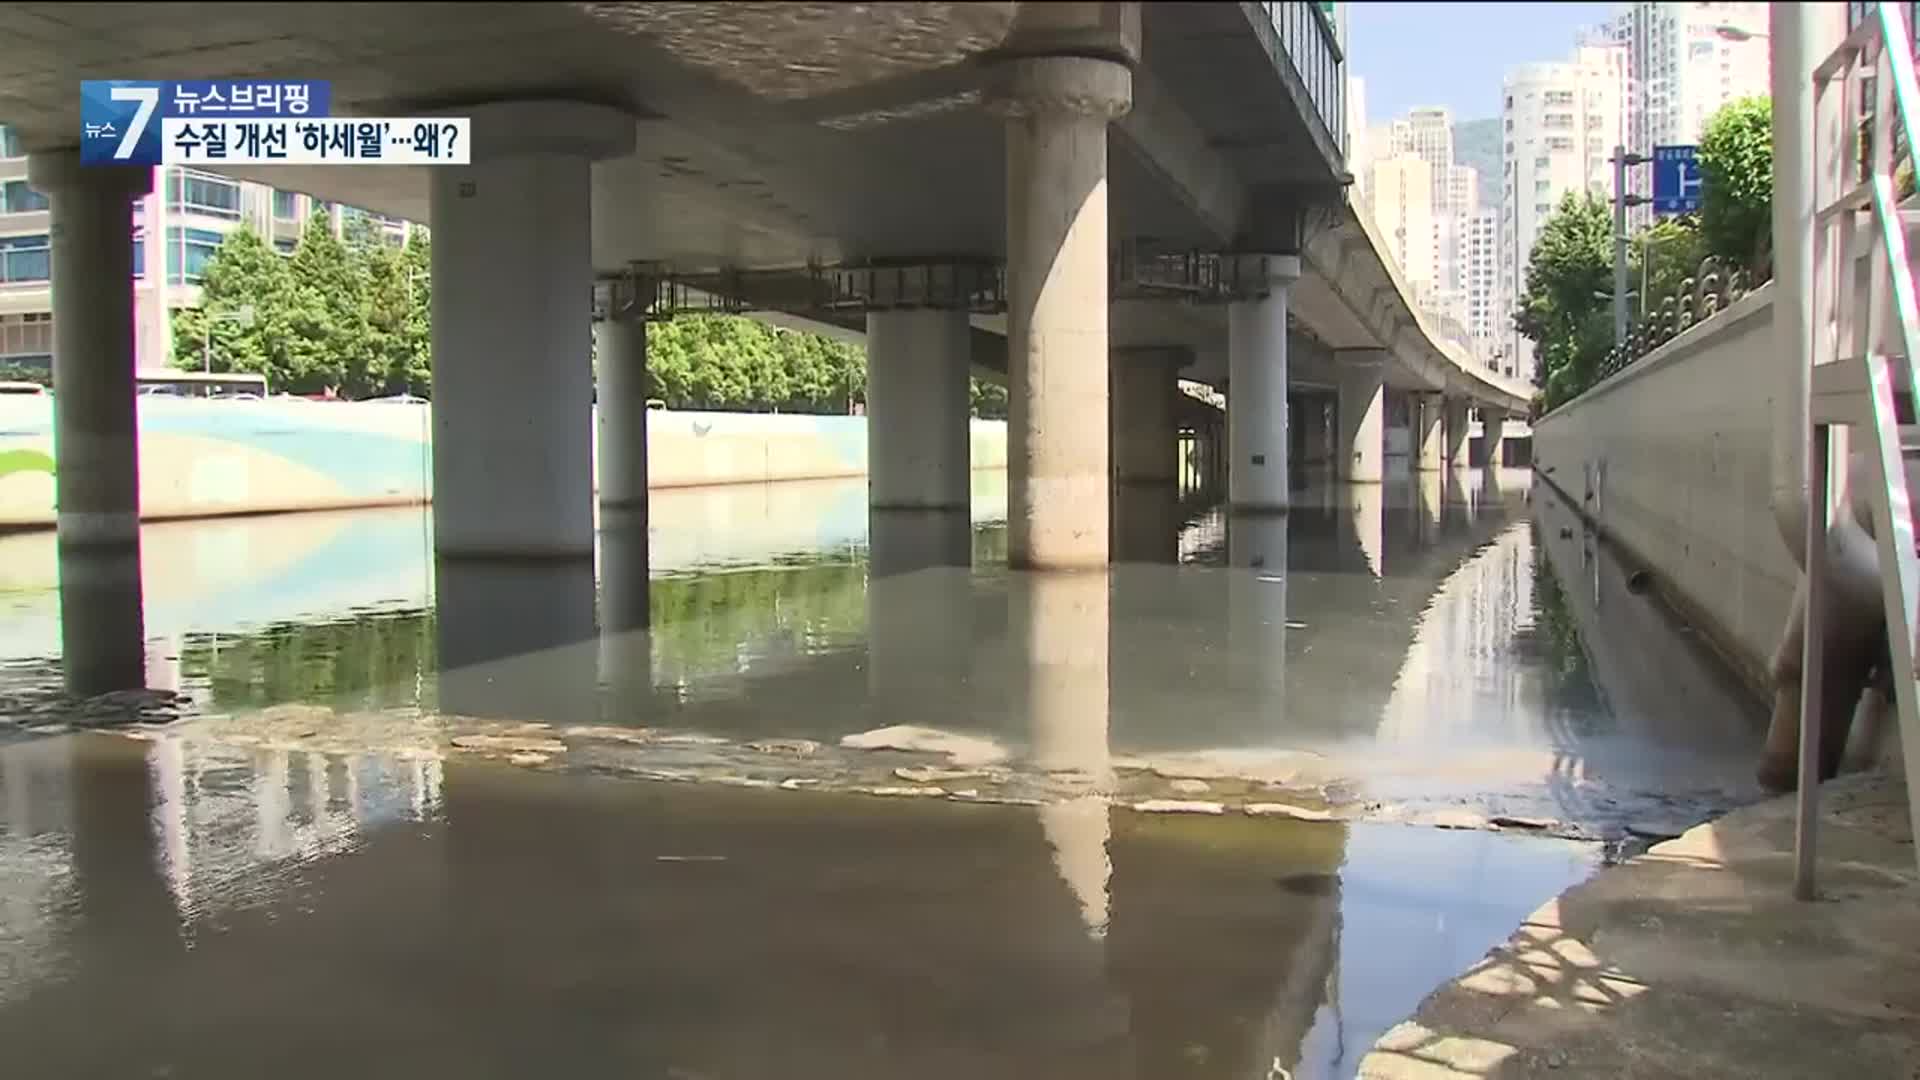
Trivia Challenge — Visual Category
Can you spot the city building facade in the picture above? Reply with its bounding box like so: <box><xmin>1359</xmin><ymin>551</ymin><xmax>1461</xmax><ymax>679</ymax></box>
<box><xmin>1</xmin><ymin>123</ymin><xmax>415</xmax><ymax>373</ymax></box>
<box><xmin>1605</xmin><ymin>2</ymin><xmax>1769</xmax><ymax>231</ymax></box>
<box><xmin>1498</xmin><ymin>42</ymin><xmax>1627</xmax><ymax>382</ymax></box>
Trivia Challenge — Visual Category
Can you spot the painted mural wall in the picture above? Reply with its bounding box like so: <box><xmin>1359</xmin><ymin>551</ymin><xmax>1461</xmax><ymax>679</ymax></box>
<box><xmin>0</xmin><ymin>396</ymin><xmax>1009</xmax><ymax>528</ymax></box>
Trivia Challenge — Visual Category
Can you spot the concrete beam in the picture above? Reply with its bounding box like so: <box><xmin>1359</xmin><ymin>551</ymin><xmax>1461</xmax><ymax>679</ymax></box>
<box><xmin>1113</xmin><ymin>66</ymin><xmax>1248</xmax><ymax>243</ymax></box>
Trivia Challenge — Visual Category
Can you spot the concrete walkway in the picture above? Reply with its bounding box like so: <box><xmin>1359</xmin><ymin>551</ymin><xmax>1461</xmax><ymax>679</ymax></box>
<box><xmin>1358</xmin><ymin>773</ymin><xmax>1920</xmax><ymax>1079</ymax></box>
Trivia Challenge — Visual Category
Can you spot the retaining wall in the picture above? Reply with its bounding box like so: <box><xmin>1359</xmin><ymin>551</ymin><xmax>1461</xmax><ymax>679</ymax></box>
<box><xmin>0</xmin><ymin>397</ymin><xmax>1008</xmax><ymax>528</ymax></box>
<box><xmin>1531</xmin><ymin>284</ymin><xmax>1793</xmax><ymax>690</ymax></box>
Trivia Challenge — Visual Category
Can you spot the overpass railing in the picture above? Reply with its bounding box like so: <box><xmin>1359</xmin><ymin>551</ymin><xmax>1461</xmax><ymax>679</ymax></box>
<box><xmin>1255</xmin><ymin>2</ymin><xmax>1345</xmax><ymax>158</ymax></box>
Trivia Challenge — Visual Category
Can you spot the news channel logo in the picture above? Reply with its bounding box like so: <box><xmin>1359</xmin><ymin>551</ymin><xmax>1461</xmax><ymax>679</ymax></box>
<box><xmin>81</xmin><ymin>80</ymin><xmax>470</xmax><ymax>167</ymax></box>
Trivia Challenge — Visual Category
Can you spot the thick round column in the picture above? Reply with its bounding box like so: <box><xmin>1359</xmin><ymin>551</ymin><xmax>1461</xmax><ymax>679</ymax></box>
<box><xmin>1482</xmin><ymin>413</ymin><xmax>1506</xmax><ymax>467</ymax></box>
<box><xmin>429</xmin><ymin>101</ymin><xmax>633</xmax><ymax>560</ymax></box>
<box><xmin>594</xmin><ymin>315</ymin><xmax>650</xmax><ymax>510</ymax></box>
<box><xmin>28</xmin><ymin>152</ymin><xmax>152</xmax><ymax>550</ymax></box>
<box><xmin>1335</xmin><ymin>355</ymin><xmax>1386</xmax><ymax>482</ymax></box>
<box><xmin>1413</xmin><ymin>392</ymin><xmax>1444</xmax><ymax>472</ymax></box>
<box><xmin>1227</xmin><ymin>255</ymin><xmax>1302</xmax><ymax>512</ymax></box>
<box><xmin>1443</xmin><ymin>397</ymin><xmax>1470</xmax><ymax>466</ymax></box>
<box><xmin>867</xmin><ymin>307</ymin><xmax>972</xmax><ymax>511</ymax></box>
<box><xmin>994</xmin><ymin>57</ymin><xmax>1132</xmax><ymax>569</ymax></box>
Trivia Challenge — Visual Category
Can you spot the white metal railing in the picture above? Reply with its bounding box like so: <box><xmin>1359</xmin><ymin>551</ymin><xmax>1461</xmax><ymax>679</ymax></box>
<box><xmin>1803</xmin><ymin>0</ymin><xmax>1920</xmax><ymax>896</ymax></box>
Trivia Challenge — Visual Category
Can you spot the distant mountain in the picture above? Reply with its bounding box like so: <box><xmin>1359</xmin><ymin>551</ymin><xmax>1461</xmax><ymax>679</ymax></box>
<box><xmin>1454</xmin><ymin>118</ymin><xmax>1502</xmax><ymax>211</ymax></box>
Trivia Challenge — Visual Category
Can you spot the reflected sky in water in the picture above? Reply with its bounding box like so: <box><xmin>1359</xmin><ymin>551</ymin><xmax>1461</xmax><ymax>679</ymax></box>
<box><xmin>0</xmin><ymin>467</ymin><xmax>1766</xmax><ymax>835</ymax></box>
<box><xmin>0</xmin><ymin>466</ymin><xmax>1771</xmax><ymax>1077</ymax></box>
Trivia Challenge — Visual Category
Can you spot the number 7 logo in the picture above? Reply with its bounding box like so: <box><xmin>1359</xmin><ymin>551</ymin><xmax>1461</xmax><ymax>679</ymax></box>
<box><xmin>109</xmin><ymin>85</ymin><xmax>159</xmax><ymax>161</ymax></box>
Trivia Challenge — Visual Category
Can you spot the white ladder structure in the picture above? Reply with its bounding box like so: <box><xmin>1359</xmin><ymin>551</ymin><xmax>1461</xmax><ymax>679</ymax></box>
<box><xmin>1804</xmin><ymin>1</ymin><xmax>1920</xmax><ymax>896</ymax></box>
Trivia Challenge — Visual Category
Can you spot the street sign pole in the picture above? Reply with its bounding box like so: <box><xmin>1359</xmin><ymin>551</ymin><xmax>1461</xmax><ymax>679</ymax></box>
<box><xmin>1613</xmin><ymin>146</ymin><xmax>1651</xmax><ymax>347</ymax></box>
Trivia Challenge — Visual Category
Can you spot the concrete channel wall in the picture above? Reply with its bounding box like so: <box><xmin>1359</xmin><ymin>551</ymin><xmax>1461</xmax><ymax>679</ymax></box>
<box><xmin>1531</xmin><ymin>285</ymin><xmax>1793</xmax><ymax>690</ymax></box>
<box><xmin>0</xmin><ymin>397</ymin><xmax>1009</xmax><ymax>528</ymax></box>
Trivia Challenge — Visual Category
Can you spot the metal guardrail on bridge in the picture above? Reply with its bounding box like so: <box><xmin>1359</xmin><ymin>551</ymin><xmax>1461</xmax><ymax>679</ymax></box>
<box><xmin>1256</xmin><ymin>2</ymin><xmax>1346</xmax><ymax>158</ymax></box>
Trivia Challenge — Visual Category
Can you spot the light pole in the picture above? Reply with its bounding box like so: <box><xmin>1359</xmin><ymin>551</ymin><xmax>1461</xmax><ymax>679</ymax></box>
<box><xmin>202</xmin><ymin>303</ymin><xmax>256</xmax><ymax>374</ymax></box>
<box><xmin>1612</xmin><ymin>145</ymin><xmax>1652</xmax><ymax>346</ymax></box>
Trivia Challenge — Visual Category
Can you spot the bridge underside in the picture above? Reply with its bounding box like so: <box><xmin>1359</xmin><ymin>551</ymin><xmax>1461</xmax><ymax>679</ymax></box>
<box><xmin>2</xmin><ymin>1</ymin><xmax>1527</xmax><ymax>588</ymax></box>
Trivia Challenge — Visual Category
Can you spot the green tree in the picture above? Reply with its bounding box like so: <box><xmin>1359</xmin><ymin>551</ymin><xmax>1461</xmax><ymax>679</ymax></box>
<box><xmin>970</xmin><ymin>378</ymin><xmax>1008</xmax><ymax>419</ymax></box>
<box><xmin>285</xmin><ymin>208</ymin><xmax>373</xmax><ymax>395</ymax></box>
<box><xmin>1515</xmin><ymin>191</ymin><xmax>1614</xmax><ymax>409</ymax></box>
<box><xmin>1698</xmin><ymin>96</ymin><xmax>1772</xmax><ymax>275</ymax></box>
<box><xmin>1634</xmin><ymin>215</ymin><xmax>1704</xmax><ymax>311</ymax></box>
<box><xmin>169</xmin><ymin>224</ymin><xmax>295</xmax><ymax>383</ymax></box>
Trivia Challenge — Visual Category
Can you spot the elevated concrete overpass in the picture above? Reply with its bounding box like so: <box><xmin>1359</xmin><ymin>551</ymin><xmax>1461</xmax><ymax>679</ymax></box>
<box><xmin>1</xmin><ymin>1</ymin><xmax>1528</xmax><ymax>647</ymax></box>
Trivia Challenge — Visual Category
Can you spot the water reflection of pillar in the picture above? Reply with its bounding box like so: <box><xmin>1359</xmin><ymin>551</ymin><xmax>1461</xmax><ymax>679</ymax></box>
<box><xmin>1415</xmin><ymin>468</ymin><xmax>1444</xmax><ymax>545</ymax></box>
<box><xmin>67</xmin><ymin>734</ymin><xmax>185</xmax><ymax>970</ymax></box>
<box><xmin>1483</xmin><ymin>461</ymin><xmax>1506</xmax><ymax>506</ymax></box>
<box><xmin>596</xmin><ymin>506</ymin><xmax>654</xmax><ymax>715</ymax></box>
<box><xmin>1226</xmin><ymin>515</ymin><xmax>1288</xmax><ymax>720</ymax></box>
<box><xmin>1345</xmin><ymin>481</ymin><xmax>1385</xmax><ymax>579</ymax></box>
<box><xmin>57</xmin><ymin>546</ymin><xmax>147</xmax><ymax>696</ymax></box>
<box><xmin>867</xmin><ymin>509</ymin><xmax>975</xmax><ymax>728</ymax></box>
<box><xmin>1019</xmin><ymin>569</ymin><xmax>1115</xmax><ymax>943</ymax></box>
<box><xmin>435</xmin><ymin>558</ymin><xmax>597</xmax><ymax>723</ymax></box>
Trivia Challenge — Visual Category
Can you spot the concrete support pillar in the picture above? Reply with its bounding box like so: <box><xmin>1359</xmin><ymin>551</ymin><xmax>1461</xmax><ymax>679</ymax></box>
<box><xmin>1482</xmin><ymin>413</ymin><xmax>1507</xmax><ymax>468</ymax></box>
<box><xmin>1413</xmin><ymin>392</ymin><xmax>1444</xmax><ymax>472</ymax></box>
<box><xmin>1111</xmin><ymin>346</ymin><xmax>1183</xmax><ymax>562</ymax></box>
<box><xmin>1110</xmin><ymin>346</ymin><xmax>1184</xmax><ymax>485</ymax></box>
<box><xmin>27</xmin><ymin>152</ymin><xmax>152</xmax><ymax>551</ymax></box>
<box><xmin>1444</xmin><ymin>398</ymin><xmax>1470</xmax><ymax>467</ymax></box>
<box><xmin>867</xmin><ymin>307</ymin><xmax>972</xmax><ymax>511</ymax></box>
<box><xmin>1297</xmin><ymin>393</ymin><xmax>1331</xmax><ymax>468</ymax></box>
<box><xmin>1335</xmin><ymin>354</ymin><xmax>1386</xmax><ymax>483</ymax></box>
<box><xmin>1227</xmin><ymin>255</ymin><xmax>1303</xmax><ymax>512</ymax></box>
<box><xmin>594</xmin><ymin>314</ymin><xmax>650</xmax><ymax>511</ymax></box>
<box><xmin>994</xmin><ymin>57</ymin><xmax>1133</xmax><ymax>569</ymax></box>
<box><xmin>594</xmin><ymin>307</ymin><xmax>651</xmax><ymax>648</ymax></box>
<box><xmin>429</xmin><ymin>101</ymin><xmax>633</xmax><ymax>560</ymax></box>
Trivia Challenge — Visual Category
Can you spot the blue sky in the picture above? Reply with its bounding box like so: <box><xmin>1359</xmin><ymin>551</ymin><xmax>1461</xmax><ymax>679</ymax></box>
<box><xmin>1347</xmin><ymin>2</ymin><xmax>1619</xmax><ymax>124</ymax></box>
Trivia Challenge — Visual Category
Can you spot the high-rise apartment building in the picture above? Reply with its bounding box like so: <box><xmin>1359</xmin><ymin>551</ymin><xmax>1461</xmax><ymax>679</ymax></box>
<box><xmin>1604</xmin><ymin>3</ymin><xmax>1769</xmax><ymax>231</ymax></box>
<box><xmin>1347</xmin><ymin>74</ymin><xmax>1371</xmax><ymax>207</ymax></box>
<box><xmin>1361</xmin><ymin>105</ymin><xmax>1494</xmax><ymax>357</ymax></box>
<box><xmin>0</xmin><ymin>123</ymin><xmax>416</xmax><ymax>373</ymax></box>
<box><xmin>1368</xmin><ymin>153</ymin><xmax>1437</xmax><ymax>308</ymax></box>
<box><xmin>1465</xmin><ymin>208</ymin><xmax>1503</xmax><ymax>367</ymax></box>
<box><xmin>1498</xmin><ymin>41</ymin><xmax>1627</xmax><ymax>382</ymax></box>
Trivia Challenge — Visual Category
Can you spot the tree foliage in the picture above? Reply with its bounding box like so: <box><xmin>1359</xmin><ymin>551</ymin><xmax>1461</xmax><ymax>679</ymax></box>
<box><xmin>175</xmin><ymin>218</ymin><xmax>1003</xmax><ymax>414</ymax></box>
<box><xmin>1698</xmin><ymin>95</ymin><xmax>1773</xmax><ymax>275</ymax></box>
<box><xmin>1515</xmin><ymin>192</ymin><xmax>1615</xmax><ymax>409</ymax></box>
<box><xmin>1637</xmin><ymin>215</ymin><xmax>1705</xmax><ymax>306</ymax></box>
<box><xmin>172</xmin><ymin>215</ymin><xmax>429</xmax><ymax>397</ymax></box>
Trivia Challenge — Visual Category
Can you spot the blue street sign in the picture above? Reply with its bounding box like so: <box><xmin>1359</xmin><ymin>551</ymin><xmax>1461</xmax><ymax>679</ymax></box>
<box><xmin>1651</xmin><ymin>144</ymin><xmax>1702</xmax><ymax>215</ymax></box>
<box><xmin>81</xmin><ymin>80</ymin><xmax>331</xmax><ymax>166</ymax></box>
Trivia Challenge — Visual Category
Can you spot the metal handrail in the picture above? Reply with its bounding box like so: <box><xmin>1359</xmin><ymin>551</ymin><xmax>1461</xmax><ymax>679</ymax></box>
<box><xmin>1800</xmin><ymin>0</ymin><xmax>1920</xmax><ymax>899</ymax></box>
<box><xmin>1256</xmin><ymin>2</ymin><xmax>1345</xmax><ymax>158</ymax></box>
